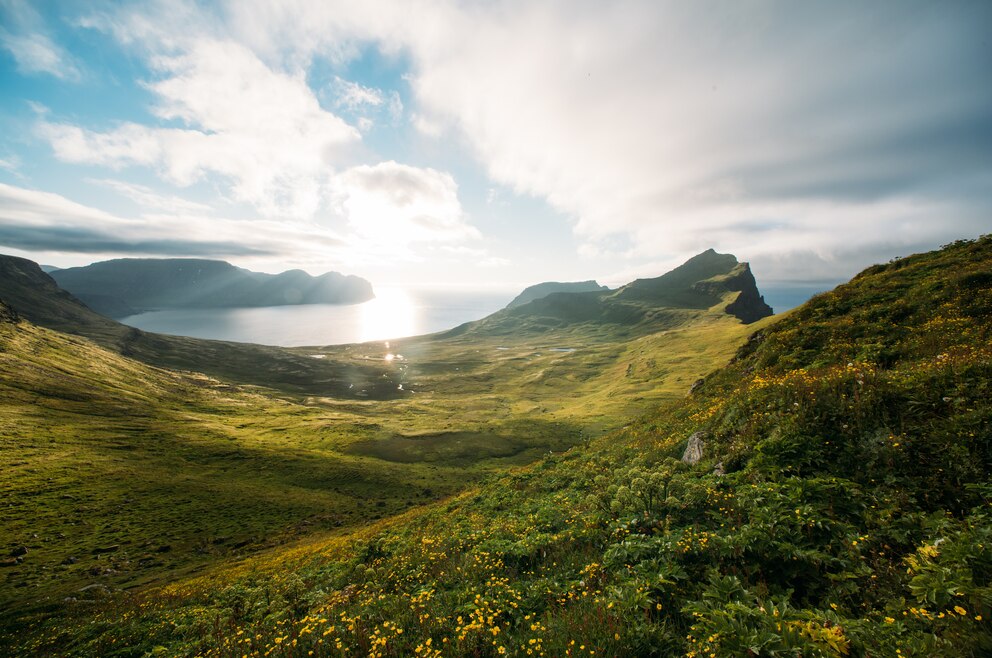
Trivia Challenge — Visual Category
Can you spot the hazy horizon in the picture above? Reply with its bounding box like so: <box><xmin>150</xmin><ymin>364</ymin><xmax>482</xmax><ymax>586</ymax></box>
<box><xmin>1</xmin><ymin>1</ymin><xmax>989</xmax><ymax>290</ymax></box>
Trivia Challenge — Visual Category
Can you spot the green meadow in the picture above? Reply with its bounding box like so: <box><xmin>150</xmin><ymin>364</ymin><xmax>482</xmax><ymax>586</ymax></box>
<box><xmin>1</xmin><ymin>238</ymin><xmax>990</xmax><ymax>656</ymax></box>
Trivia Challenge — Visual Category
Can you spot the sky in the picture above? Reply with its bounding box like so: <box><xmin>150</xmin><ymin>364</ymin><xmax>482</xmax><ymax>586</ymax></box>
<box><xmin>0</xmin><ymin>0</ymin><xmax>990</xmax><ymax>291</ymax></box>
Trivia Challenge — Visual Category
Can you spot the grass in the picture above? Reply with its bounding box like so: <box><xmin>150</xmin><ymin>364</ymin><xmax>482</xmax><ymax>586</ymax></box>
<box><xmin>0</xmin><ymin>320</ymin><xmax>476</xmax><ymax>612</ymax></box>
<box><xmin>0</xmin><ymin>266</ymin><xmax>767</xmax><ymax>655</ymax></box>
<box><xmin>4</xmin><ymin>236</ymin><xmax>986</xmax><ymax>657</ymax></box>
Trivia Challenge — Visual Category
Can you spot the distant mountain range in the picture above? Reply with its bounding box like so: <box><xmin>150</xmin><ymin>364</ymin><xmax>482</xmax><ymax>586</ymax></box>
<box><xmin>50</xmin><ymin>258</ymin><xmax>374</xmax><ymax>318</ymax></box>
<box><xmin>0</xmin><ymin>248</ymin><xmax>771</xmax><ymax>354</ymax></box>
<box><xmin>0</xmin><ymin>254</ymin><xmax>398</xmax><ymax>398</ymax></box>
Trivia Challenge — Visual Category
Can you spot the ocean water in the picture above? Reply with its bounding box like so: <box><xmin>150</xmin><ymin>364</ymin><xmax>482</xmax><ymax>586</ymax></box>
<box><xmin>119</xmin><ymin>284</ymin><xmax>830</xmax><ymax>348</ymax></box>
<box><xmin>761</xmin><ymin>284</ymin><xmax>838</xmax><ymax>314</ymax></box>
<box><xmin>120</xmin><ymin>287</ymin><xmax>515</xmax><ymax>347</ymax></box>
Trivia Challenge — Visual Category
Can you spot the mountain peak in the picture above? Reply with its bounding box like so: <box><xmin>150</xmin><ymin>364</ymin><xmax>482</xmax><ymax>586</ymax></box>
<box><xmin>612</xmin><ymin>249</ymin><xmax>771</xmax><ymax>322</ymax></box>
<box><xmin>506</xmin><ymin>280</ymin><xmax>609</xmax><ymax>309</ymax></box>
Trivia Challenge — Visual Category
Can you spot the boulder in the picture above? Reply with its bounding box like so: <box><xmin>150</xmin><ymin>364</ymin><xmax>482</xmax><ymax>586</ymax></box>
<box><xmin>681</xmin><ymin>431</ymin><xmax>706</xmax><ymax>464</ymax></box>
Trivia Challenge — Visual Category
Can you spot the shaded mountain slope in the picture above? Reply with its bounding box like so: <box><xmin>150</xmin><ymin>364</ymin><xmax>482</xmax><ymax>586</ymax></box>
<box><xmin>25</xmin><ymin>236</ymin><xmax>990</xmax><ymax>657</ymax></box>
<box><xmin>51</xmin><ymin>258</ymin><xmax>373</xmax><ymax>317</ymax></box>
<box><xmin>0</xmin><ymin>255</ymin><xmax>396</xmax><ymax>398</ymax></box>
<box><xmin>506</xmin><ymin>280</ymin><xmax>609</xmax><ymax>308</ymax></box>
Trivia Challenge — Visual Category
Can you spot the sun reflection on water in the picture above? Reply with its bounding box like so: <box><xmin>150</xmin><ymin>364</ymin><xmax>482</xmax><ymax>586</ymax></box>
<box><xmin>359</xmin><ymin>287</ymin><xmax>417</xmax><ymax>343</ymax></box>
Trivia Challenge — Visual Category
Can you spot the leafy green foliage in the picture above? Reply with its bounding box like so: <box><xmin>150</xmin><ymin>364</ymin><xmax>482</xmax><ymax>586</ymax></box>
<box><xmin>3</xmin><ymin>237</ymin><xmax>991</xmax><ymax>656</ymax></box>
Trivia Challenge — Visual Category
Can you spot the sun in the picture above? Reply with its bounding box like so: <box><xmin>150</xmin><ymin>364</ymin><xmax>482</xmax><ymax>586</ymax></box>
<box><xmin>359</xmin><ymin>287</ymin><xmax>418</xmax><ymax>343</ymax></box>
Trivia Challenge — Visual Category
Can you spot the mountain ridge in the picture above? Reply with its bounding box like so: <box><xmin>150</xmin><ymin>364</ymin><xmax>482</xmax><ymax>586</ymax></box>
<box><xmin>506</xmin><ymin>280</ymin><xmax>609</xmax><ymax>308</ymax></box>
<box><xmin>460</xmin><ymin>248</ymin><xmax>772</xmax><ymax>337</ymax></box>
<box><xmin>51</xmin><ymin>257</ymin><xmax>374</xmax><ymax>318</ymax></box>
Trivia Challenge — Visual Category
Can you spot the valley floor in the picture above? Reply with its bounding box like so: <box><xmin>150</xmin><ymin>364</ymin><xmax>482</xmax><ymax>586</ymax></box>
<box><xmin>1</xmin><ymin>290</ymin><xmax>764</xmax><ymax>655</ymax></box>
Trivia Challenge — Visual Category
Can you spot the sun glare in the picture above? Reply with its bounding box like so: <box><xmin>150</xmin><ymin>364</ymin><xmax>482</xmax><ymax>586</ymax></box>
<box><xmin>359</xmin><ymin>287</ymin><xmax>417</xmax><ymax>343</ymax></box>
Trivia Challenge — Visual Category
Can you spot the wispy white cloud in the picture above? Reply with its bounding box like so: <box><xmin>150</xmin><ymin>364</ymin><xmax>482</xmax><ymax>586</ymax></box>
<box><xmin>0</xmin><ymin>155</ymin><xmax>20</xmax><ymax>173</ymax></box>
<box><xmin>327</xmin><ymin>76</ymin><xmax>404</xmax><ymax>130</ymax></box>
<box><xmin>38</xmin><ymin>39</ymin><xmax>361</xmax><ymax>219</ymax></box>
<box><xmin>383</xmin><ymin>1</ymin><xmax>992</xmax><ymax>280</ymax></box>
<box><xmin>38</xmin><ymin>122</ymin><xmax>161</xmax><ymax>169</ymax></box>
<box><xmin>86</xmin><ymin>178</ymin><xmax>214</xmax><ymax>214</ymax></box>
<box><xmin>332</xmin><ymin>76</ymin><xmax>385</xmax><ymax>111</ymax></box>
<box><xmin>0</xmin><ymin>31</ymin><xmax>80</xmax><ymax>80</ymax></box>
<box><xmin>32</xmin><ymin>17</ymin><xmax>476</xmax><ymax>259</ymax></box>
<box><xmin>410</xmin><ymin>112</ymin><xmax>443</xmax><ymax>138</ymax></box>
<box><xmin>0</xmin><ymin>0</ymin><xmax>81</xmax><ymax>80</ymax></box>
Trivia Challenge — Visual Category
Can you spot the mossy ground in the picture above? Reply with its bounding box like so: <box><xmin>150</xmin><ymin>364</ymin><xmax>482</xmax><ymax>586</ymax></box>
<box><xmin>5</xmin><ymin>237</ymin><xmax>987</xmax><ymax>657</ymax></box>
<box><xmin>0</xmin><ymin>282</ymin><xmax>764</xmax><ymax>654</ymax></box>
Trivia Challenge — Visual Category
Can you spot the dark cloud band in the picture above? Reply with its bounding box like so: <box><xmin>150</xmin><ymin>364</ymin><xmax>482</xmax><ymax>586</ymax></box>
<box><xmin>0</xmin><ymin>224</ymin><xmax>274</xmax><ymax>257</ymax></box>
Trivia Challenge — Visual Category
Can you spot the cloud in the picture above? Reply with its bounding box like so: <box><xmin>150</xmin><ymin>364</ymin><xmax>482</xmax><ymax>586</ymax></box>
<box><xmin>0</xmin><ymin>223</ymin><xmax>271</xmax><ymax>257</ymax></box>
<box><xmin>86</xmin><ymin>178</ymin><xmax>214</xmax><ymax>214</ymax></box>
<box><xmin>0</xmin><ymin>183</ymin><xmax>346</xmax><ymax>260</ymax></box>
<box><xmin>0</xmin><ymin>155</ymin><xmax>20</xmax><ymax>172</ymax></box>
<box><xmin>393</xmin><ymin>2</ymin><xmax>992</xmax><ymax>277</ymax></box>
<box><xmin>331</xmin><ymin>76</ymin><xmax>386</xmax><ymax>111</ymax></box>
<box><xmin>0</xmin><ymin>31</ymin><xmax>80</xmax><ymax>80</ymax></box>
<box><xmin>207</xmin><ymin>0</ymin><xmax>992</xmax><ymax>280</ymax></box>
<box><xmin>38</xmin><ymin>38</ymin><xmax>361</xmax><ymax>219</ymax></box>
<box><xmin>0</xmin><ymin>0</ymin><xmax>81</xmax><ymax>80</ymax></box>
<box><xmin>22</xmin><ymin>0</ymin><xmax>991</xmax><ymax>283</ymax></box>
<box><xmin>410</xmin><ymin>112</ymin><xmax>443</xmax><ymax>138</ymax></box>
<box><xmin>333</xmin><ymin>161</ymin><xmax>476</xmax><ymax>246</ymax></box>
<box><xmin>326</xmin><ymin>76</ymin><xmax>404</xmax><ymax>131</ymax></box>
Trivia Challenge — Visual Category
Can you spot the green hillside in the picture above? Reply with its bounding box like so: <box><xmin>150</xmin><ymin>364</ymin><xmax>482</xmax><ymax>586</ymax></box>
<box><xmin>7</xmin><ymin>237</ymin><xmax>986</xmax><ymax>657</ymax></box>
<box><xmin>0</xmin><ymin>250</ymin><xmax>777</xmax><ymax>655</ymax></box>
<box><xmin>470</xmin><ymin>249</ymin><xmax>772</xmax><ymax>337</ymax></box>
<box><xmin>3</xmin><ymin>239</ymin><xmax>989</xmax><ymax>656</ymax></box>
<box><xmin>0</xmin><ymin>306</ymin><xmax>480</xmax><ymax>611</ymax></box>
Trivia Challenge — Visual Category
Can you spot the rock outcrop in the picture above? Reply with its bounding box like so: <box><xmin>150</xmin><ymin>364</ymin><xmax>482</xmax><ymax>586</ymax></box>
<box><xmin>681</xmin><ymin>431</ymin><xmax>706</xmax><ymax>464</ymax></box>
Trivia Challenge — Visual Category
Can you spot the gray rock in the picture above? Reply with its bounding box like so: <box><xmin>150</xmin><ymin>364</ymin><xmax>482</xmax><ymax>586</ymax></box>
<box><xmin>78</xmin><ymin>583</ymin><xmax>109</xmax><ymax>593</ymax></box>
<box><xmin>713</xmin><ymin>461</ymin><xmax>725</xmax><ymax>476</ymax></box>
<box><xmin>681</xmin><ymin>431</ymin><xmax>706</xmax><ymax>464</ymax></box>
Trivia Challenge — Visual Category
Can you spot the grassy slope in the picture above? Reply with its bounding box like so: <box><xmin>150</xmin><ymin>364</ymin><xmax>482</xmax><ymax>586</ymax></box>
<box><xmin>0</xmin><ymin>318</ymin><xmax>486</xmax><ymax>614</ymax></box>
<box><xmin>0</xmin><ymin>286</ymin><xmax>768</xmax><ymax>655</ymax></box>
<box><xmin>17</xmin><ymin>237</ymin><xmax>988</xmax><ymax>657</ymax></box>
<box><xmin>313</xmin><ymin>302</ymin><xmax>771</xmax><ymax>447</ymax></box>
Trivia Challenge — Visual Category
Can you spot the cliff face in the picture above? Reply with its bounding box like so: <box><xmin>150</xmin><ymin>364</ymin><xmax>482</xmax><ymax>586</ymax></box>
<box><xmin>722</xmin><ymin>264</ymin><xmax>774</xmax><ymax>323</ymax></box>
<box><xmin>471</xmin><ymin>249</ymin><xmax>774</xmax><ymax>337</ymax></box>
<box><xmin>619</xmin><ymin>249</ymin><xmax>773</xmax><ymax>324</ymax></box>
